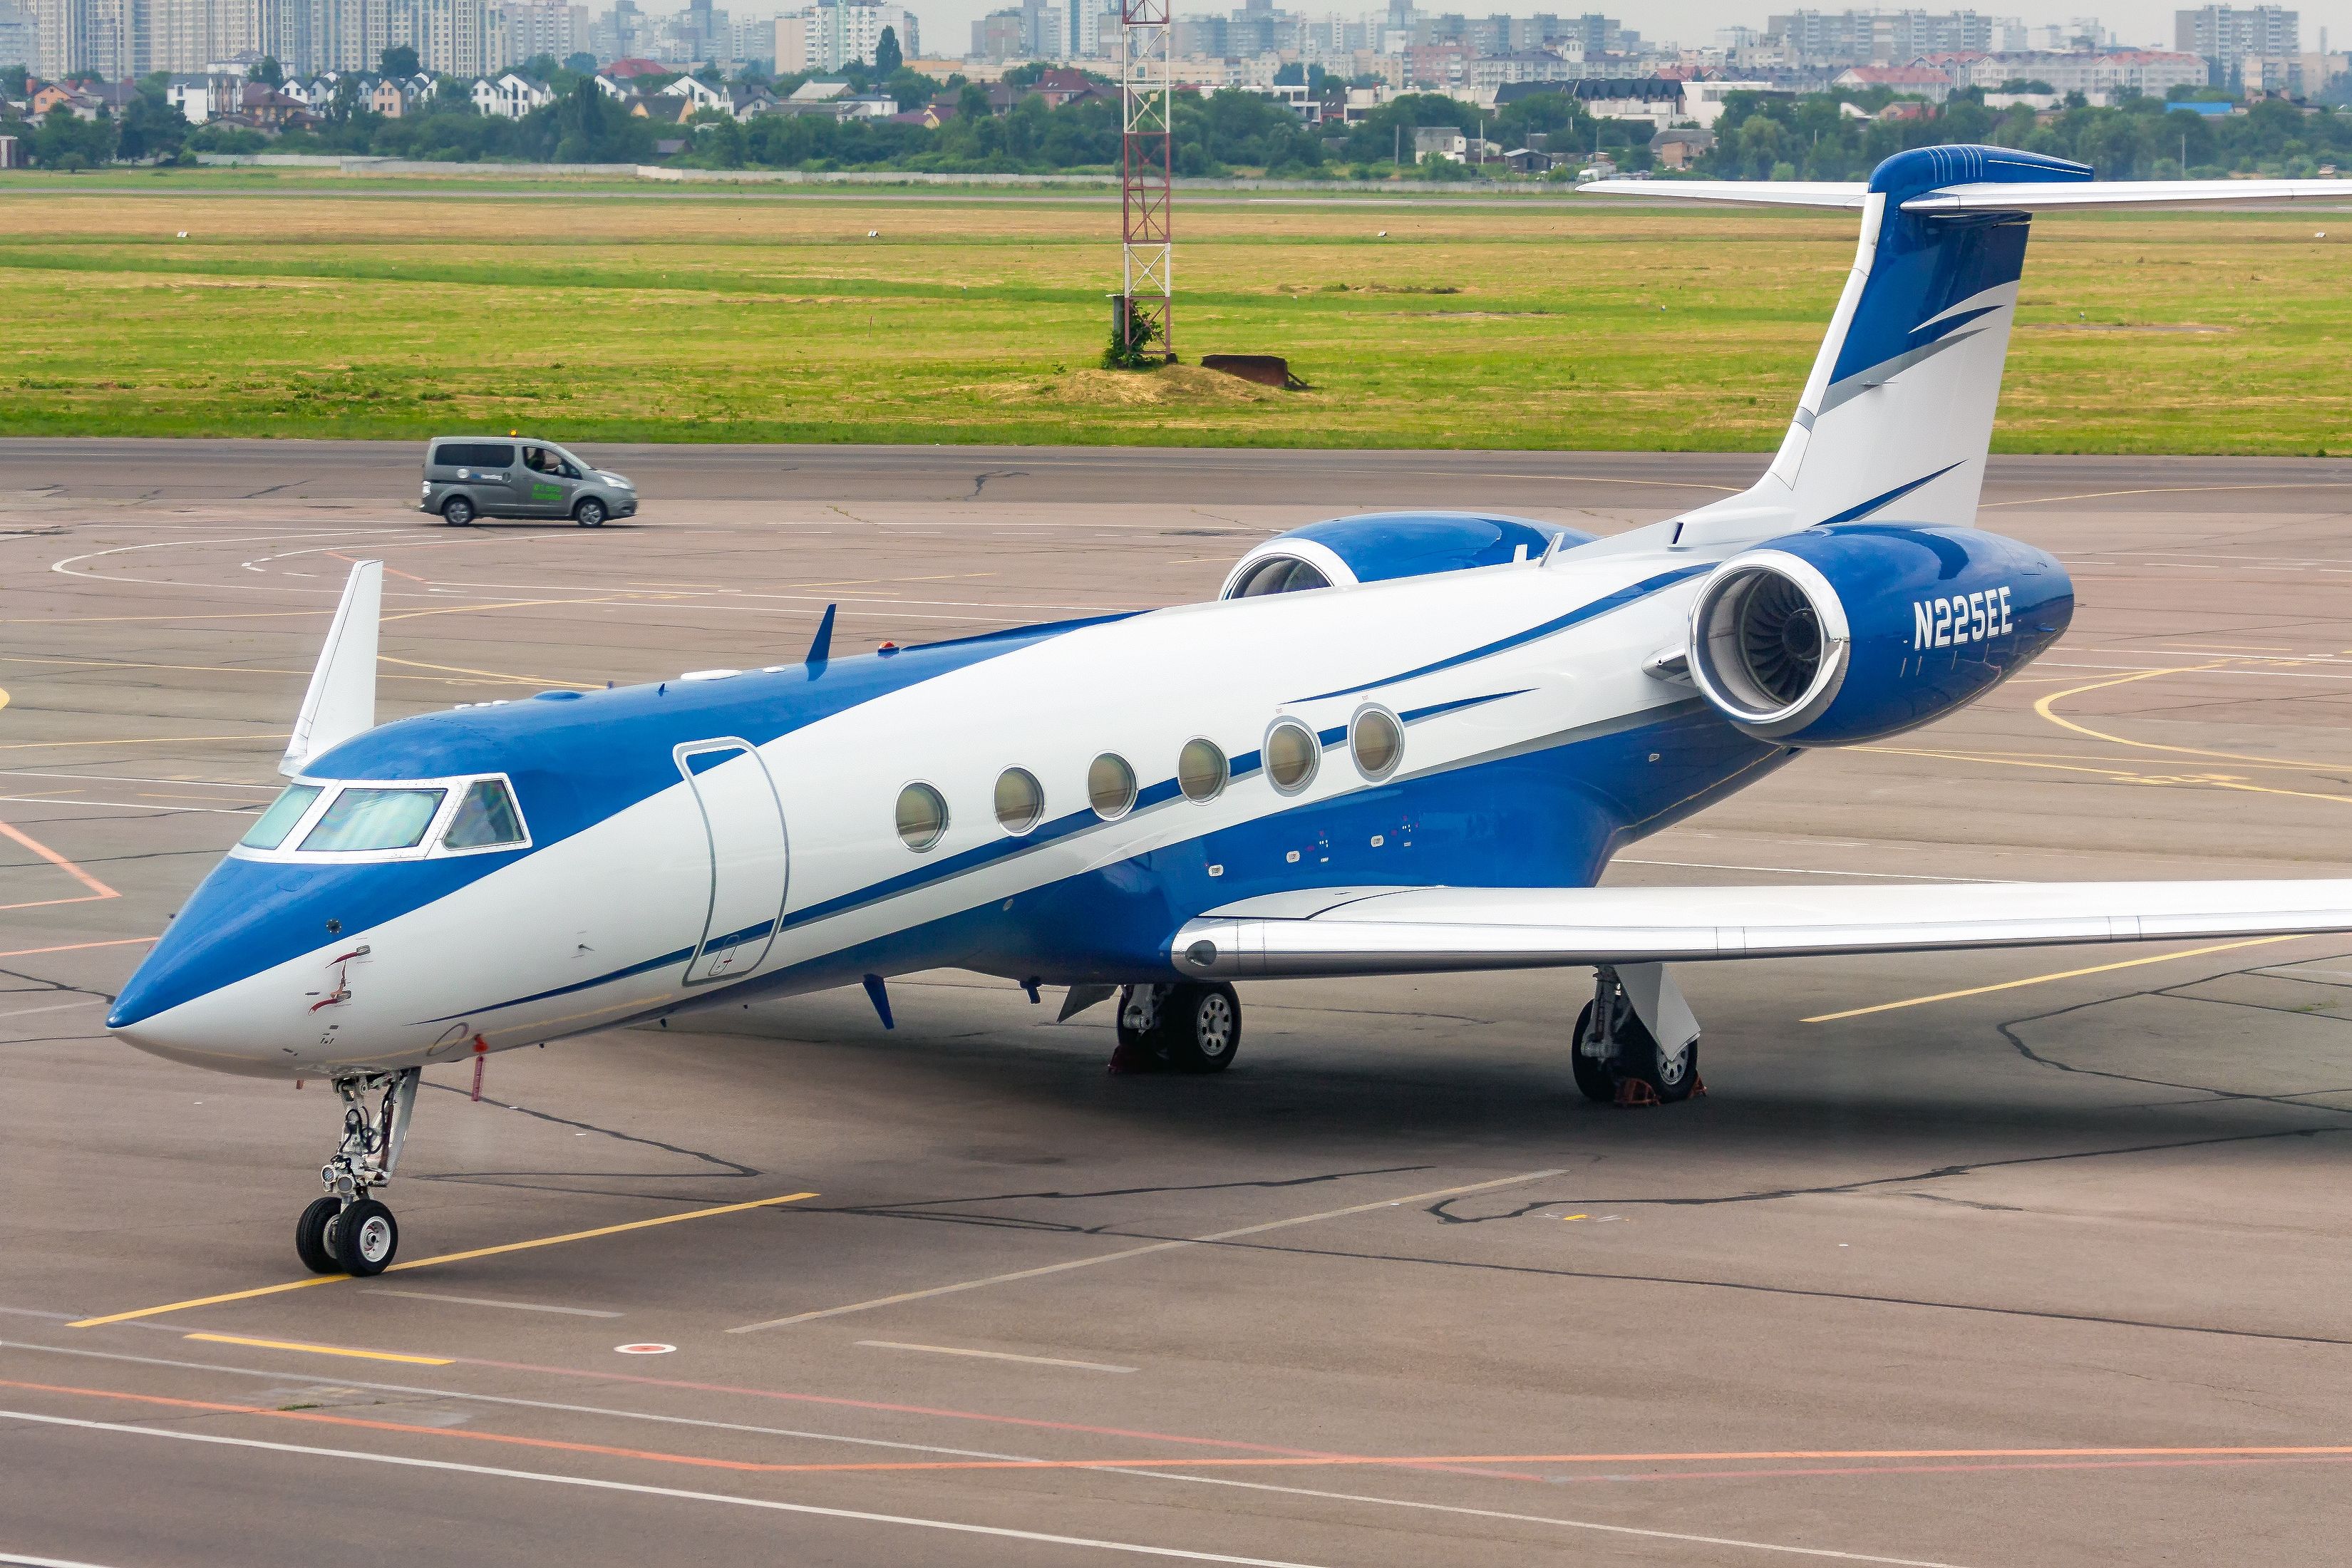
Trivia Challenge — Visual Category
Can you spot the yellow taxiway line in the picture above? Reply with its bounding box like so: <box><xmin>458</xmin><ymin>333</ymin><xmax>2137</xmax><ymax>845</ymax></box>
<box><xmin>1802</xmin><ymin>937</ymin><xmax>2302</xmax><ymax>1023</ymax></box>
<box><xmin>68</xmin><ymin>1191</ymin><xmax>817</xmax><ymax>1329</ymax></box>
<box><xmin>185</xmin><ymin>1333</ymin><xmax>455</xmax><ymax>1366</ymax></box>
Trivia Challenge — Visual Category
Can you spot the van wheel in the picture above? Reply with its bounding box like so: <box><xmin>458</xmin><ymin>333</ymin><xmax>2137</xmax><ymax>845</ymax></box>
<box><xmin>574</xmin><ymin>498</ymin><xmax>607</xmax><ymax>528</ymax></box>
<box><xmin>440</xmin><ymin>496</ymin><xmax>475</xmax><ymax>527</ymax></box>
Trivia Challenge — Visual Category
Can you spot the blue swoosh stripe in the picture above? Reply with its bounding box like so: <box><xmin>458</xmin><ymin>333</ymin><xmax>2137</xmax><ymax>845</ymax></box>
<box><xmin>1911</xmin><ymin>304</ymin><xmax>2000</xmax><ymax>345</ymax></box>
<box><xmin>421</xmin><ymin>944</ymin><xmax>695</xmax><ymax>1023</ymax></box>
<box><xmin>430</xmin><ymin>689</ymin><xmax>1540</xmax><ymax>1021</ymax></box>
<box><xmin>1820</xmin><ymin>461</ymin><xmax>1963</xmax><ymax>525</ymax></box>
<box><xmin>1291</xmin><ymin>567</ymin><xmax>1709</xmax><ymax>704</ymax></box>
<box><xmin>1400</xmin><ymin>690</ymin><xmax>1528</xmax><ymax>723</ymax></box>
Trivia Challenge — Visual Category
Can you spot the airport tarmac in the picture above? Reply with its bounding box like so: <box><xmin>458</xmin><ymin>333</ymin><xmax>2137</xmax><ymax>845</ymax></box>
<box><xmin>4</xmin><ymin>441</ymin><xmax>2352</xmax><ymax>1568</ymax></box>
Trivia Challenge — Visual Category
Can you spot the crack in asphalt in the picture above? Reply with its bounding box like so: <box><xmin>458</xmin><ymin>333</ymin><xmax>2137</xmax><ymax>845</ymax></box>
<box><xmin>1425</xmin><ymin>1127</ymin><xmax>2345</xmax><ymax>1224</ymax></box>
<box><xmin>813</xmin><ymin>1164</ymin><xmax>1435</xmax><ymax>1234</ymax></box>
<box><xmin>963</xmin><ymin>469</ymin><xmax>1025</xmax><ymax>500</ymax></box>
<box><xmin>414</xmin><ymin>1081</ymin><xmax>761</xmax><ymax>1180</ymax></box>
<box><xmin>1175</xmin><ymin>1232</ymin><xmax>2352</xmax><ymax>1348</ymax></box>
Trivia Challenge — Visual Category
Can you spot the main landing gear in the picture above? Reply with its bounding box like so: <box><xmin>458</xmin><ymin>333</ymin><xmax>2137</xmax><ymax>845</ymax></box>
<box><xmin>1574</xmin><ymin>966</ymin><xmax>1701</xmax><ymax>1105</ymax></box>
<box><xmin>1111</xmin><ymin>981</ymin><xmax>1242</xmax><ymax>1074</ymax></box>
<box><xmin>294</xmin><ymin>1067</ymin><xmax>419</xmax><ymax>1276</ymax></box>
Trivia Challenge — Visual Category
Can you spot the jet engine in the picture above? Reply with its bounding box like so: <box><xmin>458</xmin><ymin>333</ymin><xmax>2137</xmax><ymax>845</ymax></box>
<box><xmin>1684</xmin><ymin>523</ymin><xmax>2073</xmax><ymax>746</ymax></box>
<box><xmin>1221</xmin><ymin>512</ymin><xmax>1594</xmax><ymax>599</ymax></box>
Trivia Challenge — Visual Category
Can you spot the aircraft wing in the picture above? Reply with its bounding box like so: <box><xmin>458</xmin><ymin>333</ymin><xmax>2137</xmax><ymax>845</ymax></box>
<box><xmin>1170</xmin><ymin>881</ymin><xmax>2352</xmax><ymax>979</ymax></box>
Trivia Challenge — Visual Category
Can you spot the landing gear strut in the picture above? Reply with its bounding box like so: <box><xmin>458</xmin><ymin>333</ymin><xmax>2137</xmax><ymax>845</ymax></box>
<box><xmin>294</xmin><ymin>1068</ymin><xmax>418</xmax><ymax>1276</ymax></box>
<box><xmin>1113</xmin><ymin>982</ymin><xmax>1242</xmax><ymax>1073</ymax></box>
<box><xmin>1574</xmin><ymin>966</ymin><xmax>1700</xmax><ymax>1105</ymax></box>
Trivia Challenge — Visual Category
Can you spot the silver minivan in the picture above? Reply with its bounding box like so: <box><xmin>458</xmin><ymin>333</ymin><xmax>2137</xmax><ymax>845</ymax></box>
<box><xmin>420</xmin><ymin>437</ymin><xmax>636</xmax><ymax>527</ymax></box>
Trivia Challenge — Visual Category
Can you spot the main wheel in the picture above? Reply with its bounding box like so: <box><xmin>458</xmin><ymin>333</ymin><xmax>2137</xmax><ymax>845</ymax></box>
<box><xmin>1569</xmin><ymin>999</ymin><xmax>1620</xmax><ymax>1103</ymax></box>
<box><xmin>1618</xmin><ymin>1023</ymin><xmax>1698</xmax><ymax>1104</ymax></box>
<box><xmin>1164</xmin><ymin>982</ymin><xmax>1241</xmax><ymax>1073</ymax></box>
<box><xmin>294</xmin><ymin>1195</ymin><xmax>342</xmax><ymax>1274</ymax></box>
<box><xmin>333</xmin><ymin>1198</ymin><xmax>399</xmax><ymax>1276</ymax></box>
<box><xmin>574</xmin><ymin>497</ymin><xmax>607</xmax><ymax>527</ymax></box>
<box><xmin>441</xmin><ymin>495</ymin><xmax>475</xmax><ymax>527</ymax></box>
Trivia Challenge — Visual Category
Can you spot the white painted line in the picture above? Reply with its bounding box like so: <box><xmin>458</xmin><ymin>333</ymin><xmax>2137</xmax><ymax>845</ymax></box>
<box><xmin>362</xmin><ymin>1289</ymin><xmax>622</xmax><ymax>1319</ymax></box>
<box><xmin>0</xmin><ymin>1554</ymin><xmax>137</xmax><ymax>1568</ymax></box>
<box><xmin>857</xmin><ymin>1341</ymin><xmax>1137</xmax><ymax>1373</ymax></box>
<box><xmin>731</xmin><ymin>1168</ymin><xmax>1565</xmax><ymax>1333</ymax></box>
<box><xmin>1616</xmin><ymin>858</ymin><xmax>2000</xmax><ymax>884</ymax></box>
<box><xmin>0</xmin><ymin>1339</ymin><xmax>1033</xmax><ymax>1461</ymax></box>
<box><xmin>0</xmin><ymin>795</ymin><xmax>257</xmax><ymax>816</ymax></box>
<box><xmin>0</xmin><ymin>771</ymin><xmax>277</xmax><ymax>790</ymax></box>
<box><xmin>0</xmin><ymin>1410</ymin><xmax>1332</xmax><ymax>1568</ymax></box>
<box><xmin>0</xmin><ymin>1339</ymin><xmax>1970</xmax><ymax>1564</ymax></box>
<box><xmin>1108</xmin><ymin>1467</ymin><xmax>1973</xmax><ymax>1568</ymax></box>
<box><xmin>0</xmin><ymin>1001</ymin><xmax>96</xmax><ymax>1023</ymax></box>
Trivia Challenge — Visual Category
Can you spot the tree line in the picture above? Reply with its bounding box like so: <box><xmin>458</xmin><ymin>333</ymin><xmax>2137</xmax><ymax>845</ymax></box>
<box><xmin>8</xmin><ymin>63</ymin><xmax>2348</xmax><ymax>180</ymax></box>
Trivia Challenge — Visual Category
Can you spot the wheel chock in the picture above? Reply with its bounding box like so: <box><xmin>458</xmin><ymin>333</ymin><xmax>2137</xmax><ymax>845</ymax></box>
<box><xmin>1107</xmin><ymin>1041</ymin><xmax>1161</xmax><ymax>1076</ymax></box>
<box><xmin>1612</xmin><ymin>1074</ymin><xmax>1706</xmax><ymax>1108</ymax></box>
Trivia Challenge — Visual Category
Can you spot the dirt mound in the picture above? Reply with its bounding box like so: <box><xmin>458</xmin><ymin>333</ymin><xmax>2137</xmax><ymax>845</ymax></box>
<box><xmin>1043</xmin><ymin>365</ymin><xmax>1287</xmax><ymax>406</ymax></box>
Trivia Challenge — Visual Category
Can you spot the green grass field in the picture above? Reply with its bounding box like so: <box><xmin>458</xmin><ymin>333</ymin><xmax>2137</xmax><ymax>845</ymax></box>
<box><xmin>2</xmin><ymin>170</ymin><xmax>2347</xmax><ymax>451</ymax></box>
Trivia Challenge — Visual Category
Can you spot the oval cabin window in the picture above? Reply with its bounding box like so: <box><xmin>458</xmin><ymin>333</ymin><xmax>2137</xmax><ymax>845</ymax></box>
<box><xmin>1264</xmin><ymin>721</ymin><xmax>1319</xmax><ymax>794</ymax></box>
<box><xmin>994</xmin><ymin>767</ymin><xmax>1044</xmax><ymax>835</ymax></box>
<box><xmin>1088</xmin><ymin>753</ymin><xmax>1138</xmax><ymax>820</ymax></box>
<box><xmin>895</xmin><ymin>782</ymin><xmax>949</xmax><ymax>851</ymax></box>
<box><xmin>1178</xmin><ymin>738</ymin><xmax>1227</xmax><ymax>803</ymax></box>
<box><xmin>1351</xmin><ymin>708</ymin><xmax>1403</xmax><ymax>781</ymax></box>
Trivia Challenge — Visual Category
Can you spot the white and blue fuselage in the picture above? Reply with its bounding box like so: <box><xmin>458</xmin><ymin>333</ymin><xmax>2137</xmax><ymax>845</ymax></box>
<box><xmin>108</xmin><ymin>520</ymin><xmax>1785</xmax><ymax>1076</ymax></box>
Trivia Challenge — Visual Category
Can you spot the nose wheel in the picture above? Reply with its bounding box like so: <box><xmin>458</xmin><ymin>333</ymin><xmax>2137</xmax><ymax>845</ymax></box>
<box><xmin>296</xmin><ymin>1068</ymin><xmax>418</xmax><ymax>1274</ymax></box>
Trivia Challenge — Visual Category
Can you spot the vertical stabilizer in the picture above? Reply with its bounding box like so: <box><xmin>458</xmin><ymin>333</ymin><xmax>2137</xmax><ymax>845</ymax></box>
<box><xmin>1649</xmin><ymin>146</ymin><xmax>2091</xmax><ymax>545</ymax></box>
<box><xmin>280</xmin><ymin>559</ymin><xmax>382</xmax><ymax>778</ymax></box>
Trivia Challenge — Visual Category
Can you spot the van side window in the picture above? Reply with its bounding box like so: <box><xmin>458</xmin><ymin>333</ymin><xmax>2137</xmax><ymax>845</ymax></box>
<box><xmin>443</xmin><ymin>779</ymin><xmax>527</xmax><ymax>850</ymax></box>
<box><xmin>434</xmin><ymin>443</ymin><xmax>514</xmax><ymax>469</ymax></box>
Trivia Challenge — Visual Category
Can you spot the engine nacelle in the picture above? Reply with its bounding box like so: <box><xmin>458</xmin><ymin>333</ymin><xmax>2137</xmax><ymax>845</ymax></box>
<box><xmin>1222</xmin><ymin>512</ymin><xmax>1594</xmax><ymax>599</ymax></box>
<box><xmin>1686</xmin><ymin>523</ymin><xmax>2073</xmax><ymax>746</ymax></box>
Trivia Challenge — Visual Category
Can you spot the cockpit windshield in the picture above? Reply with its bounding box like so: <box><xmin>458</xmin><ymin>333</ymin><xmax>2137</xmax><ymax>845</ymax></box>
<box><xmin>300</xmin><ymin>787</ymin><xmax>448</xmax><ymax>852</ymax></box>
<box><xmin>443</xmin><ymin>778</ymin><xmax>526</xmax><ymax>849</ymax></box>
<box><xmin>241</xmin><ymin>783</ymin><xmax>322</xmax><ymax>850</ymax></box>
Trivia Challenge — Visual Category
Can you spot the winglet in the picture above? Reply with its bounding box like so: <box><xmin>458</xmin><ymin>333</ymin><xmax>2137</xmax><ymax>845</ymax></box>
<box><xmin>280</xmin><ymin>559</ymin><xmax>382</xmax><ymax>778</ymax></box>
<box><xmin>806</xmin><ymin>604</ymin><xmax>837</xmax><ymax>673</ymax></box>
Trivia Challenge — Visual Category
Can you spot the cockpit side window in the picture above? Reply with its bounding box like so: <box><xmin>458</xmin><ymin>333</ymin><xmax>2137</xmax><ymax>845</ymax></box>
<box><xmin>1232</xmin><ymin>557</ymin><xmax>1331</xmax><ymax>597</ymax></box>
<box><xmin>443</xmin><ymin>778</ymin><xmax>527</xmax><ymax>850</ymax></box>
<box><xmin>241</xmin><ymin>783</ymin><xmax>322</xmax><ymax>849</ymax></box>
<box><xmin>300</xmin><ymin>787</ymin><xmax>448</xmax><ymax>852</ymax></box>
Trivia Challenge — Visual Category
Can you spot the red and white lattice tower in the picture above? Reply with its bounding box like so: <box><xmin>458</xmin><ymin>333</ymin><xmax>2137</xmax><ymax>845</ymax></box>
<box><xmin>1118</xmin><ymin>0</ymin><xmax>1174</xmax><ymax>359</ymax></box>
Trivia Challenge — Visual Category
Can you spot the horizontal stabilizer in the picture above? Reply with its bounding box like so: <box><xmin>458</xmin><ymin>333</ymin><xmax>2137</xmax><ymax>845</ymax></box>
<box><xmin>1580</xmin><ymin>179</ymin><xmax>1867</xmax><ymax>208</ymax></box>
<box><xmin>1172</xmin><ymin>881</ymin><xmax>2352</xmax><ymax>979</ymax></box>
<box><xmin>1902</xmin><ymin>178</ymin><xmax>2352</xmax><ymax>213</ymax></box>
<box><xmin>1583</xmin><ymin>175</ymin><xmax>2352</xmax><ymax>215</ymax></box>
<box><xmin>280</xmin><ymin>559</ymin><xmax>381</xmax><ymax>778</ymax></box>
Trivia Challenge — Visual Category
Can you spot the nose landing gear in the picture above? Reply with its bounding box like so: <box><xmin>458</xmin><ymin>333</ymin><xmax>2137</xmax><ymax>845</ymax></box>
<box><xmin>294</xmin><ymin>1068</ymin><xmax>418</xmax><ymax>1276</ymax></box>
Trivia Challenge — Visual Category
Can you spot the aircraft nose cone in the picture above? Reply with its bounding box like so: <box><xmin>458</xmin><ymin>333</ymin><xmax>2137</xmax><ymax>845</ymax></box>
<box><xmin>106</xmin><ymin>855</ymin><xmax>332</xmax><ymax>1038</ymax></box>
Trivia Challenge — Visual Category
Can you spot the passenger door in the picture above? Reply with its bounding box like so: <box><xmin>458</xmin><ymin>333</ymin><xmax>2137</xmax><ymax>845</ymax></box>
<box><xmin>515</xmin><ymin>445</ymin><xmax>571</xmax><ymax>517</ymax></box>
<box><xmin>455</xmin><ymin>443</ymin><xmax>521</xmax><ymax>514</ymax></box>
<box><xmin>674</xmin><ymin>740</ymin><xmax>788</xmax><ymax>985</ymax></box>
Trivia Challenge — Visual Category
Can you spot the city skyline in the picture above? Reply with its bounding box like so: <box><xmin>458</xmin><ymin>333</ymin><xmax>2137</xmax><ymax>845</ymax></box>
<box><xmin>543</xmin><ymin>0</ymin><xmax>2343</xmax><ymax>63</ymax></box>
